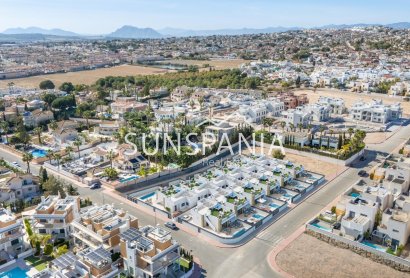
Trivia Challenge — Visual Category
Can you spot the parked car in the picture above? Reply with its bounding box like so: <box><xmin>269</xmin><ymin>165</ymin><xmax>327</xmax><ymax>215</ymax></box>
<box><xmin>11</xmin><ymin>162</ymin><xmax>21</xmax><ymax>168</ymax></box>
<box><xmin>333</xmin><ymin>222</ymin><xmax>341</xmax><ymax>230</ymax></box>
<box><xmin>90</xmin><ymin>183</ymin><xmax>101</xmax><ymax>189</ymax></box>
<box><xmin>164</xmin><ymin>222</ymin><xmax>178</xmax><ymax>230</ymax></box>
<box><xmin>358</xmin><ymin>170</ymin><xmax>367</xmax><ymax>177</ymax></box>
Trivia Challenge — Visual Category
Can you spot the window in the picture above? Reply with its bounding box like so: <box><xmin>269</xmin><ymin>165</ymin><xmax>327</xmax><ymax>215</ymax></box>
<box><xmin>393</xmin><ymin>229</ymin><xmax>399</xmax><ymax>233</ymax></box>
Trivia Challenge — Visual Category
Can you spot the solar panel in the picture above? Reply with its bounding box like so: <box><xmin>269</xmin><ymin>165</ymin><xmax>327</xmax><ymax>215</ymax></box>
<box><xmin>120</xmin><ymin>227</ymin><xmax>142</xmax><ymax>241</ymax></box>
<box><xmin>53</xmin><ymin>252</ymin><xmax>77</xmax><ymax>269</ymax></box>
<box><xmin>85</xmin><ymin>247</ymin><xmax>111</xmax><ymax>265</ymax></box>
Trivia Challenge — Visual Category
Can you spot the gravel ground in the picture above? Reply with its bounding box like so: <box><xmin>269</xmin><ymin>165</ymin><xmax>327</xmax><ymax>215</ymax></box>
<box><xmin>276</xmin><ymin>233</ymin><xmax>408</xmax><ymax>278</ymax></box>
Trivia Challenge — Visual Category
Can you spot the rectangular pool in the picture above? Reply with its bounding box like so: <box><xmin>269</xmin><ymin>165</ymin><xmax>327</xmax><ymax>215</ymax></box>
<box><xmin>120</xmin><ymin>175</ymin><xmax>140</xmax><ymax>183</ymax></box>
<box><xmin>139</xmin><ymin>192</ymin><xmax>156</xmax><ymax>201</ymax></box>
<box><xmin>311</xmin><ymin>222</ymin><xmax>332</xmax><ymax>232</ymax></box>
<box><xmin>0</xmin><ymin>267</ymin><xmax>29</xmax><ymax>278</ymax></box>
<box><xmin>362</xmin><ymin>241</ymin><xmax>386</xmax><ymax>252</ymax></box>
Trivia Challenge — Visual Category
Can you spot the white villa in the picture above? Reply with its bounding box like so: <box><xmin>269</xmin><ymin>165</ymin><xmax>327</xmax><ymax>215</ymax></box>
<box><xmin>350</xmin><ymin>99</ymin><xmax>402</xmax><ymax>124</ymax></box>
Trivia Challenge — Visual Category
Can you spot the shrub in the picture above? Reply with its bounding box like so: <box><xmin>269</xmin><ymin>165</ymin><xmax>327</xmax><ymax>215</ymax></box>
<box><xmin>44</xmin><ymin>244</ymin><xmax>53</xmax><ymax>256</ymax></box>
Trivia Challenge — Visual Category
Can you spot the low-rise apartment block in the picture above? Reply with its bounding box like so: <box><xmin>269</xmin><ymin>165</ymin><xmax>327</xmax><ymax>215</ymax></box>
<box><xmin>120</xmin><ymin>226</ymin><xmax>180</xmax><ymax>278</ymax></box>
<box><xmin>350</xmin><ymin>99</ymin><xmax>402</xmax><ymax>124</ymax></box>
<box><xmin>71</xmin><ymin>204</ymin><xmax>138</xmax><ymax>251</ymax></box>
<box><xmin>31</xmin><ymin>195</ymin><xmax>80</xmax><ymax>240</ymax></box>
<box><xmin>0</xmin><ymin>208</ymin><xmax>27</xmax><ymax>258</ymax></box>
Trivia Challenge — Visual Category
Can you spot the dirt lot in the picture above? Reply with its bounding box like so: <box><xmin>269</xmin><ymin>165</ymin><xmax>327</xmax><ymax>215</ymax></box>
<box><xmin>276</xmin><ymin>233</ymin><xmax>408</xmax><ymax>278</ymax></box>
<box><xmin>0</xmin><ymin>65</ymin><xmax>171</xmax><ymax>88</ymax></box>
<box><xmin>243</xmin><ymin>146</ymin><xmax>343</xmax><ymax>178</ymax></box>
<box><xmin>294</xmin><ymin>88</ymin><xmax>410</xmax><ymax>116</ymax></box>
<box><xmin>164</xmin><ymin>59</ymin><xmax>247</xmax><ymax>70</ymax></box>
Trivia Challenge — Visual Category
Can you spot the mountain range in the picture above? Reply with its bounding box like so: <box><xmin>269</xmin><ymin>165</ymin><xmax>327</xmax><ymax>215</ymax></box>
<box><xmin>2</xmin><ymin>22</ymin><xmax>410</xmax><ymax>40</ymax></box>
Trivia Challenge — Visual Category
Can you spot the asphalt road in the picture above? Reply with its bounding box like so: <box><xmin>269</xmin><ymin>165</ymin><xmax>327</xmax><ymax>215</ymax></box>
<box><xmin>1</xmin><ymin>123</ymin><xmax>409</xmax><ymax>278</ymax></box>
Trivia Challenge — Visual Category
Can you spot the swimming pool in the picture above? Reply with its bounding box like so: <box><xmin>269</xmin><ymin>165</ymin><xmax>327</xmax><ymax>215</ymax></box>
<box><xmin>233</xmin><ymin>228</ymin><xmax>246</xmax><ymax>237</ymax></box>
<box><xmin>349</xmin><ymin>192</ymin><xmax>361</xmax><ymax>198</ymax></box>
<box><xmin>311</xmin><ymin>222</ymin><xmax>332</xmax><ymax>232</ymax></box>
<box><xmin>30</xmin><ymin>148</ymin><xmax>48</xmax><ymax>158</ymax></box>
<box><xmin>252</xmin><ymin>213</ymin><xmax>264</xmax><ymax>220</ymax></box>
<box><xmin>362</xmin><ymin>241</ymin><xmax>386</xmax><ymax>252</ymax></box>
<box><xmin>0</xmin><ymin>267</ymin><xmax>29</xmax><ymax>278</ymax></box>
<box><xmin>269</xmin><ymin>203</ymin><xmax>280</xmax><ymax>209</ymax></box>
<box><xmin>139</xmin><ymin>192</ymin><xmax>156</xmax><ymax>201</ymax></box>
<box><xmin>120</xmin><ymin>175</ymin><xmax>139</xmax><ymax>183</ymax></box>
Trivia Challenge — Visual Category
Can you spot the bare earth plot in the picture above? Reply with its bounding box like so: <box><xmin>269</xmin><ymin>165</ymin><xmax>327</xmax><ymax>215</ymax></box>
<box><xmin>294</xmin><ymin>88</ymin><xmax>410</xmax><ymax>116</ymax></box>
<box><xmin>0</xmin><ymin>65</ymin><xmax>171</xmax><ymax>88</ymax></box>
<box><xmin>243</xmin><ymin>146</ymin><xmax>343</xmax><ymax>178</ymax></box>
<box><xmin>276</xmin><ymin>233</ymin><xmax>408</xmax><ymax>278</ymax></box>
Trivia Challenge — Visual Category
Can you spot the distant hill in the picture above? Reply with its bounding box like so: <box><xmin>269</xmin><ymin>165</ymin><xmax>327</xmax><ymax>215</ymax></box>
<box><xmin>2</xmin><ymin>27</ymin><xmax>79</xmax><ymax>37</ymax></box>
<box><xmin>159</xmin><ymin>26</ymin><xmax>301</xmax><ymax>37</ymax></box>
<box><xmin>1</xmin><ymin>22</ymin><xmax>410</xmax><ymax>42</ymax></box>
<box><xmin>386</xmin><ymin>22</ymin><xmax>410</xmax><ymax>29</ymax></box>
<box><xmin>107</xmin><ymin>25</ymin><xmax>162</xmax><ymax>39</ymax></box>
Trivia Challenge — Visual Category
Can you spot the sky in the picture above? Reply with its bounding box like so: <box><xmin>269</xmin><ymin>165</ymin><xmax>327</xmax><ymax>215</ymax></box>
<box><xmin>1</xmin><ymin>0</ymin><xmax>409</xmax><ymax>34</ymax></box>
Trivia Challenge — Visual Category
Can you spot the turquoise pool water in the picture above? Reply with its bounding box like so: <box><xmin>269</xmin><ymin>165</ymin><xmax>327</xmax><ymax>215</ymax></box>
<box><xmin>252</xmin><ymin>213</ymin><xmax>264</xmax><ymax>219</ymax></box>
<box><xmin>233</xmin><ymin>228</ymin><xmax>246</xmax><ymax>237</ymax></box>
<box><xmin>311</xmin><ymin>222</ymin><xmax>332</xmax><ymax>232</ymax></box>
<box><xmin>349</xmin><ymin>192</ymin><xmax>361</xmax><ymax>198</ymax></box>
<box><xmin>362</xmin><ymin>241</ymin><xmax>386</xmax><ymax>252</ymax></box>
<box><xmin>269</xmin><ymin>203</ymin><xmax>280</xmax><ymax>209</ymax></box>
<box><xmin>139</xmin><ymin>192</ymin><xmax>156</xmax><ymax>200</ymax></box>
<box><xmin>0</xmin><ymin>267</ymin><xmax>29</xmax><ymax>278</ymax></box>
<box><xmin>30</xmin><ymin>148</ymin><xmax>47</xmax><ymax>158</ymax></box>
<box><xmin>120</xmin><ymin>175</ymin><xmax>139</xmax><ymax>183</ymax></box>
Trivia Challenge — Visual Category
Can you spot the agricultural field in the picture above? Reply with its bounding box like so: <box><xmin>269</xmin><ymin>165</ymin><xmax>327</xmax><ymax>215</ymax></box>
<box><xmin>0</xmin><ymin>64</ymin><xmax>172</xmax><ymax>88</ymax></box>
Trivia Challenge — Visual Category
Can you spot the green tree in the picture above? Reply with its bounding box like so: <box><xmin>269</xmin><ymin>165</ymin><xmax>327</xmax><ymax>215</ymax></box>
<box><xmin>33</xmin><ymin>127</ymin><xmax>43</xmax><ymax>144</ymax></box>
<box><xmin>22</xmin><ymin>152</ymin><xmax>34</xmax><ymax>173</ymax></box>
<box><xmin>59</xmin><ymin>82</ymin><xmax>75</xmax><ymax>93</ymax></box>
<box><xmin>39</xmin><ymin>80</ymin><xmax>55</xmax><ymax>90</ymax></box>
<box><xmin>104</xmin><ymin>167</ymin><xmax>119</xmax><ymax>180</ymax></box>
<box><xmin>73</xmin><ymin>139</ymin><xmax>82</xmax><ymax>158</ymax></box>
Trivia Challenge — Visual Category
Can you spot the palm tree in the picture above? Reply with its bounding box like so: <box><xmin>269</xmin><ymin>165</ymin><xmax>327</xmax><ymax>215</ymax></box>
<box><xmin>33</xmin><ymin>127</ymin><xmax>43</xmax><ymax>144</ymax></box>
<box><xmin>280</xmin><ymin>121</ymin><xmax>286</xmax><ymax>131</ymax></box>
<box><xmin>289</xmin><ymin>123</ymin><xmax>295</xmax><ymax>132</ymax></box>
<box><xmin>106</xmin><ymin>150</ymin><xmax>115</xmax><ymax>168</ymax></box>
<box><xmin>22</xmin><ymin>152</ymin><xmax>34</xmax><ymax>173</ymax></box>
<box><xmin>0</xmin><ymin>121</ymin><xmax>9</xmax><ymax>142</ymax></box>
<box><xmin>54</xmin><ymin>153</ymin><xmax>62</xmax><ymax>169</ymax></box>
<box><xmin>64</xmin><ymin>146</ymin><xmax>73</xmax><ymax>159</ymax></box>
<box><xmin>297</xmin><ymin>123</ymin><xmax>303</xmax><ymax>132</ymax></box>
<box><xmin>46</xmin><ymin>151</ymin><xmax>55</xmax><ymax>163</ymax></box>
<box><xmin>329</xmin><ymin>129</ymin><xmax>334</xmax><ymax>138</ymax></box>
<box><xmin>319</xmin><ymin>125</ymin><xmax>325</xmax><ymax>137</ymax></box>
<box><xmin>307</xmin><ymin>124</ymin><xmax>312</xmax><ymax>133</ymax></box>
<box><xmin>82</xmin><ymin>111</ymin><xmax>92</xmax><ymax>130</ymax></box>
<box><xmin>73</xmin><ymin>139</ymin><xmax>82</xmax><ymax>158</ymax></box>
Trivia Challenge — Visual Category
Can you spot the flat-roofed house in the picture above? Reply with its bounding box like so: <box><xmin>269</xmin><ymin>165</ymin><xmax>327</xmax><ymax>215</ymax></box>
<box><xmin>31</xmin><ymin>195</ymin><xmax>80</xmax><ymax>240</ymax></box>
<box><xmin>71</xmin><ymin>204</ymin><xmax>139</xmax><ymax>252</ymax></box>
<box><xmin>120</xmin><ymin>226</ymin><xmax>180</xmax><ymax>278</ymax></box>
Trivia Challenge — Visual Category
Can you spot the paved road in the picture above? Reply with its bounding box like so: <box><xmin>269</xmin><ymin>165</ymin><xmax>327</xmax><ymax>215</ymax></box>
<box><xmin>1</xmin><ymin>124</ymin><xmax>409</xmax><ymax>278</ymax></box>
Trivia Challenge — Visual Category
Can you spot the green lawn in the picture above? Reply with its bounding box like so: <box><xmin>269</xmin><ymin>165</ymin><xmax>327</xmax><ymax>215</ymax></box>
<box><xmin>178</xmin><ymin>257</ymin><xmax>191</xmax><ymax>269</ymax></box>
<box><xmin>25</xmin><ymin>256</ymin><xmax>52</xmax><ymax>271</ymax></box>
